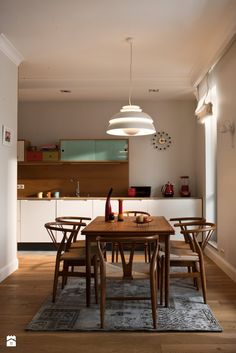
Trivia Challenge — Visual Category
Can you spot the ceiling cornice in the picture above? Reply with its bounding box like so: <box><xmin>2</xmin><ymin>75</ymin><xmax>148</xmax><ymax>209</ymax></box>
<box><xmin>19</xmin><ymin>75</ymin><xmax>192</xmax><ymax>89</ymax></box>
<box><xmin>0</xmin><ymin>33</ymin><xmax>24</xmax><ymax>66</ymax></box>
<box><xmin>192</xmin><ymin>26</ymin><xmax>236</xmax><ymax>87</ymax></box>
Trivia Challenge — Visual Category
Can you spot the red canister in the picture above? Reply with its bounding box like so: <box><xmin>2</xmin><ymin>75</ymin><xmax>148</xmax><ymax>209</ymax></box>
<box><xmin>128</xmin><ymin>188</ymin><xmax>136</xmax><ymax>197</ymax></box>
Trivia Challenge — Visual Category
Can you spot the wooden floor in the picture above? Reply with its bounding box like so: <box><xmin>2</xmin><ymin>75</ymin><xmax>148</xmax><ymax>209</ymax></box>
<box><xmin>0</xmin><ymin>252</ymin><xmax>236</xmax><ymax>353</ymax></box>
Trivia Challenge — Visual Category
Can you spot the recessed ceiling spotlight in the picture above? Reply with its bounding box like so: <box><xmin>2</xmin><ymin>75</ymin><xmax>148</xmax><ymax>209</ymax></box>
<box><xmin>148</xmin><ymin>89</ymin><xmax>159</xmax><ymax>93</ymax></box>
<box><xmin>60</xmin><ymin>89</ymin><xmax>71</xmax><ymax>93</ymax></box>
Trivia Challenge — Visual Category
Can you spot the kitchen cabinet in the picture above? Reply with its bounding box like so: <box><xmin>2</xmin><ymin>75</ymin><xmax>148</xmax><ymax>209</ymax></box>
<box><xmin>17</xmin><ymin>198</ymin><xmax>202</xmax><ymax>246</ymax></box>
<box><xmin>146</xmin><ymin>199</ymin><xmax>202</xmax><ymax>218</ymax></box>
<box><xmin>17</xmin><ymin>200</ymin><xmax>21</xmax><ymax>242</ymax></box>
<box><xmin>60</xmin><ymin>140</ymin><xmax>95</xmax><ymax>161</ymax></box>
<box><xmin>92</xmin><ymin>199</ymin><xmax>119</xmax><ymax>218</ymax></box>
<box><xmin>123</xmin><ymin>199</ymin><xmax>148</xmax><ymax>212</ymax></box>
<box><xmin>95</xmin><ymin>140</ymin><xmax>128</xmax><ymax>161</ymax></box>
<box><xmin>18</xmin><ymin>139</ymin><xmax>129</xmax><ymax>198</ymax></box>
<box><xmin>60</xmin><ymin>139</ymin><xmax>128</xmax><ymax>161</ymax></box>
<box><xmin>56</xmin><ymin>199</ymin><xmax>93</xmax><ymax>240</ymax></box>
<box><xmin>146</xmin><ymin>198</ymin><xmax>202</xmax><ymax>239</ymax></box>
<box><xmin>20</xmin><ymin>200</ymin><xmax>56</xmax><ymax>242</ymax></box>
<box><xmin>17</xmin><ymin>140</ymin><xmax>30</xmax><ymax>162</ymax></box>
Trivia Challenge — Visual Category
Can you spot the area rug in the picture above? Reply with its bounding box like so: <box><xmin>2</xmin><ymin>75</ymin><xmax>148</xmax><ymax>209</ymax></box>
<box><xmin>26</xmin><ymin>272</ymin><xmax>222</xmax><ymax>332</ymax></box>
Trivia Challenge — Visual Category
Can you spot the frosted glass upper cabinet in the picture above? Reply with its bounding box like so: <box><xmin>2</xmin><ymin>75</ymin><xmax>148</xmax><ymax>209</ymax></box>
<box><xmin>60</xmin><ymin>140</ymin><xmax>96</xmax><ymax>161</ymax></box>
<box><xmin>95</xmin><ymin>140</ymin><xmax>128</xmax><ymax>161</ymax></box>
<box><xmin>60</xmin><ymin>139</ymin><xmax>128</xmax><ymax>162</ymax></box>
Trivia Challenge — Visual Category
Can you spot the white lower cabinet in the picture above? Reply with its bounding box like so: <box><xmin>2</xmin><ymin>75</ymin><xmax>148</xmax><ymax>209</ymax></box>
<box><xmin>20</xmin><ymin>200</ymin><xmax>56</xmax><ymax>242</ymax></box>
<box><xmin>92</xmin><ymin>199</ymin><xmax>119</xmax><ymax>218</ymax></box>
<box><xmin>17</xmin><ymin>200</ymin><xmax>21</xmax><ymax>242</ymax></box>
<box><xmin>56</xmin><ymin>200</ymin><xmax>93</xmax><ymax>218</ymax></box>
<box><xmin>18</xmin><ymin>198</ymin><xmax>202</xmax><ymax>243</ymax></box>
<box><xmin>147</xmin><ymin>198</ymin><xmax>202</xmax><ymax>239</ymax></box>
<box><xmin>92</xmin><ymin>199</ymin><xmax>148</xmax><ymax>218</ymax></box>
<box><xmin>147</xmin><ymin>199</ymin><xmax>202</xmax><ymax>219</ymax></box>
<box><xmin>56</xmin><ymin>199</ymin><xmax>93</xmax><ymax>241</ymax></box>
<box><xmin>123</xmin><ymin>199</ymin><xmax>148</xmax><ymax>213</ymax></box>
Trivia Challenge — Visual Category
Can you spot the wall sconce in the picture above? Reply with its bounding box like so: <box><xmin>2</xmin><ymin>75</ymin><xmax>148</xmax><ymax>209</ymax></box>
<box><xmin>218</xmin><ymin>120</ymin><xmax>235</xmax><ymax>148</ymax></box>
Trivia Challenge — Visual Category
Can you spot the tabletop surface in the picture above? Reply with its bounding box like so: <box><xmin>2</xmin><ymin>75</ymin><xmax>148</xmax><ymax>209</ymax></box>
<box><xmin>82</xmin><ymin>216</ymin><xmax>174</xmax><ymax>236</ymax></box>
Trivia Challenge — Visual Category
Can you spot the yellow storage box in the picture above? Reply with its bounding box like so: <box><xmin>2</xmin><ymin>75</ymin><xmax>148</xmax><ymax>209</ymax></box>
<box><xmin>42</xmin><ymin>151</ymin><xmax>59</xmax><ymax>161</ymax></box>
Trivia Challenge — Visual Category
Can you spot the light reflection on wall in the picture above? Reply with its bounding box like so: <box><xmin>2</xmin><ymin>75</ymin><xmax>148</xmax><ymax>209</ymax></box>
<box><xmin>204</xmin><ymin>83</ymin><xmax>217</xmax><ymax>244</ymax></box>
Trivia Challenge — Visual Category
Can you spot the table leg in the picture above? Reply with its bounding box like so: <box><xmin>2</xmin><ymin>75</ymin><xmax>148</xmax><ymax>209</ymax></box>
<box><xmin>86</xmin><ymin>237</ymin><xmax>91</xmax><ymax>307</ymax></box>
<box><xmin>164</xmin><ymin>235</ymin><xmax>170</xmax><ymax>307</ymax></box>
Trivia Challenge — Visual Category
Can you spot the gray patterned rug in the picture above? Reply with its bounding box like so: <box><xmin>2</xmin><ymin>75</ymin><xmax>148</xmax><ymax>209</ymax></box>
<box><xmin>26</xmin><ymin>274</ymin><xmax>222</xmax><ymax>332</ymax></box>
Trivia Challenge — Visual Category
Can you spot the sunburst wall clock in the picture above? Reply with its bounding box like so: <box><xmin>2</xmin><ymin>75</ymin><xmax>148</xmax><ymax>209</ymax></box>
<box><xmin>152</xmin><ymin>131</ymin><xmax>172</xmax><ymax>150</ymax></box>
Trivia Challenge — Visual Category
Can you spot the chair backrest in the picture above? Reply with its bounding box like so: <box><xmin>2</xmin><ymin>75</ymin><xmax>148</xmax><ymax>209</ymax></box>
<box><xmin>55</xmin><ymin>216</ymin><xmax>91</xmax><ymax>223</ymax></box>
<box><xmin>180</xmin><ymin>222</ymin><xmax>216</xmax><ymax>253</ymax></box>
<box><xmin>170</xmin><ymin>217</ymin><xmax>206</xmax><ymax>246</ymax></box>
<box><xmin>171</xmin><ymin>217</ymin><xmax>206</xmax><ymax>231</ymax></box>
<box><xmin>45</xmin><ymin>221</ymin><xmax>86</xmax><ymax>250</ymax></box>
<box><xmin>123</xmin><ymin>211</ymin><xmax>150</xmax><ymax>217</ymax></box>
<box><xmin>55</xmin><ymin>216</ymin><xmax>91</xmax><ymax>242</ymax></box>
<box><xmin>170</xmin><ymin>217</ymin><xmax>206</xmax><ymax>223</ymax></box>
<box><xmin>96</xmin><ymin>235</ymin><xmax>159</xmax><ymax>279</ymax></box>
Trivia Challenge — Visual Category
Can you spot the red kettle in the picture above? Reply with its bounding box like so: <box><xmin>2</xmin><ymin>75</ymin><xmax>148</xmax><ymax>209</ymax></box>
<box><xmin>161</xmin><ymin>182</ymin><xmax>174</xmax><ymax>197</ymax></box>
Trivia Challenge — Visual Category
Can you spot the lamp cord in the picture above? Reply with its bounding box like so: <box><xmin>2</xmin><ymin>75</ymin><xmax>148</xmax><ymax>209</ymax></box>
<box><xmin>128</xmin><ymin>38</ymin><xmax>133</xmax><ymax>106</ymax></box>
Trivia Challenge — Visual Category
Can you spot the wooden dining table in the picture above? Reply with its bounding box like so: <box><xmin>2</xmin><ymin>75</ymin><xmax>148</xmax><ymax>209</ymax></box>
<box><xmin>81</xmin><ymin>215</ymin><xmax>174</xmax><ymax>307</ymax></box>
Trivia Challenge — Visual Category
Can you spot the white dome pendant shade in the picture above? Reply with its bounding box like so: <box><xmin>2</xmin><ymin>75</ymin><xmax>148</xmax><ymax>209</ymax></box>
<box><xmin>107</xmin><ymin>105</ymin><xmax>156</xmax><ymax>136</ymax></box>
<box><xmin>106</xmin><ymin>38</ymin><xmax>156</xmax><ymax>137</ymax></box>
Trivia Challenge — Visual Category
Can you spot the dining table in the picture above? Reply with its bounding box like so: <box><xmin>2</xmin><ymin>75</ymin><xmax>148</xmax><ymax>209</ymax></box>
<box><xmin>81</xmin><ymin>215</ymin><xmax>175</xmax><ymax>307</ymax></box>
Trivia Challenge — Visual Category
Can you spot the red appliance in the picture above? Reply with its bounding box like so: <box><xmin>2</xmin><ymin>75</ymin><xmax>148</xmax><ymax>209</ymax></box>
<box><xmin>180</xmin><ymin>176</ymin><xmax>191</xmax><ymax>197</ymax></box>
<box><xmin>161</xmin><ymin>182</ymin><xmax>174</xmax><ymax>197</ymax></box>
<box><xmin>128</xmin><ymin>187</ymin><xmax>136</xmax><ymax>197</ymax></box>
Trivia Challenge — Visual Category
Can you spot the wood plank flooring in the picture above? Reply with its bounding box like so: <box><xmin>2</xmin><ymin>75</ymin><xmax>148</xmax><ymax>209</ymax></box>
<box><xmin>0</xmin><ymin>253</ymin><xmax>236</xmax><ymax>353</ymax></box>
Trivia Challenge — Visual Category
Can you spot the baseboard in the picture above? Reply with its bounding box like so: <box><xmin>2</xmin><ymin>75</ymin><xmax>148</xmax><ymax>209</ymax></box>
<box><xmin>205</xmin><ymin>246</ymin><xmax>236</xmax><ymax>282</ymax></box>
<box><xmin>0</xmin><ymin>258</ymin><xmax>19</xmax><ymax>282</ymax></box>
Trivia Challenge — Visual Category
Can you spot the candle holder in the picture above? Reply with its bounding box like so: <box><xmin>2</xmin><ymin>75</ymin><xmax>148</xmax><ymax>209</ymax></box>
<box><xmin>118</xmin><ymin>199</ymin><xmax>124</xmax><ymax>222</ymax></box>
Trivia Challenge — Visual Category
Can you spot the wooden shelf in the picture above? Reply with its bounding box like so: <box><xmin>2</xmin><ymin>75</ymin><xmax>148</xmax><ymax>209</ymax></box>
<box><xmin>18</xmin><ymin>139</ymin><xmax>129</xmax><ymax>197</ymax></box>
<box><xmin>18</xmin><ymin>160</ymin><xmax>128</xmax><ymax>166</ymax></box>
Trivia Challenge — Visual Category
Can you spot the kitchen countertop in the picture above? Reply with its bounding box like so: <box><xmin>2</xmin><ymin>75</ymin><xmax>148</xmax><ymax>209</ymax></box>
<box><xmin>17</xmin><ymin>196</ymin><xmax>202</xmax><ymax>200</ymax></box>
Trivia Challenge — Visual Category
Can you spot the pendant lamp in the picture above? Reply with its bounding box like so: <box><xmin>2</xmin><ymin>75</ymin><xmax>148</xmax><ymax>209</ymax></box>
<box><xmin>106</xmin><ymin>38</ymin><xmax>156</xmax><ymax>136</ymax></box>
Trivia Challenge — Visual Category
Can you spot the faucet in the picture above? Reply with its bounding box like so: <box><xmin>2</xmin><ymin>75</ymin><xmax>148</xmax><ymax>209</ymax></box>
<box><xmin>70</xmin><ymin>177</ymin><xmax>80</xmax><ymax>197</ymax></box>
<box><xmin>75</xmin><ymin>180</ymin><xmax>80</xmax><ymax>197</ymax></box>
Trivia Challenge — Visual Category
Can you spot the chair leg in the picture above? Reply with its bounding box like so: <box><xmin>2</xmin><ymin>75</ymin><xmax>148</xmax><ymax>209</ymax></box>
<box><xmin>115</xmin><ymin>244</ymin><xmax>119</xmax><ymax>262</ymax></box>
<box><xmin>100</xmin><ymin>266</ymin><xmax>106</xmax><ymax>329</ymax></box>
<box><xmin>144</xmin><ymin>243</ymin><xmax>148</xmax><ymax>263</ymax></box>
<box><xmin>111</xmin><ymin>243</ymin><xmax>115</xmax><ymax>263</ymax></box>
<box><xmin>150</xmin><ymin>269</ymin><xmax>157</xmax><ymax>329</ymax></box>
<box><xmin>111</xmin><ymin>242</ymin><xmax>119</xmax><ymax>263</ymax></box>
<box><xmin>192</xmin><ymin>263</ymin><xmax>199</xmax><ymax>290</ymax></box>
<box><xmin>159</xmin><ymin>256</ymin><xmax>165</xmax><ymax>306</ymax></box>
<box><xmin>103</xmin><ymin>243</ymin><xmax>107</xmax><ymax>261</ymax></box>
<box><xmin>199</xmin><ymin>259</ymin><xmax>207</xmax><ymax>303</ymax></box>
<box><xmin>148</xmin><ymin>243</ymin><xmax>152</xmax><ymax>263</ymax></box>
<box><xmin>52</xmin><ymin>259</ymin><xmax>61</xmax><ymax>303</ymax></box>
<box><xmin>93</xmin><ymin>256</ymin><xmax>99</xmax><ymax>304</ymax></box>
<box><xmin>62</xmin><ymin>263</ymin><xmax>69</xmax><ymax>289</ymax></box>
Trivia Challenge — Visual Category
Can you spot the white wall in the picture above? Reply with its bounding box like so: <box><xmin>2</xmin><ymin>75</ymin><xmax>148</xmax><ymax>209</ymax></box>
<box><xmin>209</xmin><ymin>39</ymin><xmax>236</xmax><ymax>278</ymax></box>
<box><xmin>18</xmin><ymin>100</ymin><xmax>197</xmax><ymax>197</ymax></box>
<box><xmin>0</xmin><ymin>49</ymin><xmax>19</xmax><ymax>281</ymax></box>
<box><xmin>197</xmin><ymin>39</ymin><xmax>236</xmax><ymax>281</ymax></box>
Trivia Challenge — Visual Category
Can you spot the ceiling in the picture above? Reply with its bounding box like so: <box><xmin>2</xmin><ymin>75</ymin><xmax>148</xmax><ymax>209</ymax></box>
<box><xmin>0</xmin><ymin>0</ymin><xmax>236</xmax><ymax>102</ymax></box>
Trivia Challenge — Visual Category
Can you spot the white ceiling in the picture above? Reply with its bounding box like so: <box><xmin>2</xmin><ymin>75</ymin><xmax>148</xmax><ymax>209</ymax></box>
<box><xmin>0</xmin><ymin>0</ymin><xmax>236</xmax><ymax>102</ymax></box>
